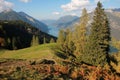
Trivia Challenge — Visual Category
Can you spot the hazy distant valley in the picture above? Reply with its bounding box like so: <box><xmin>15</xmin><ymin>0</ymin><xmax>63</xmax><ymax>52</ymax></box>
<box><xmin>0</xmin><ymin>8</ymin><xmax>120</xmax><ymax>39</ymax></box>
<box><xmin>43</xmin><ymin>8</ymin><xmax>120</xmax><ymax>40</ymax></box>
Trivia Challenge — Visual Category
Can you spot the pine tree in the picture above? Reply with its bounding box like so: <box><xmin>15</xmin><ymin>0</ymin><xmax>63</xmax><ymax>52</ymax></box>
<box><xmin>36</xmin><ymin>35</ymin><xmax>39</xmax><ymax>45</ymax></box>
<box><xmin>57</xmin><ymin>29</ymin><xmax>65</xmax><ymax>45</ymax></box>
<box><xmin>12</xmin><ymin>37</ymin><xmax>17</xmax><ymax>50</ymax></box>
<box><xmin>74</xmin><ymin>8</ymin><xmax>89</xmax><ymax>62</ymax></box>
<box><xmin>43</xmin><ymin>36</ymin><xmax>46</xmax><ymax>44</ymax></box>
<box><xmin>0</xmin><ymin>25</ymin><xmax>5</xmax><ymax>47</ymax></box>
<box><xmin>0</xmin><ymin>37</ymin><xmax>5</xmax><ymax>47</ymax></box>
<box><xmin>64</xmin><ymin>29</ymin><xmax>75</xmax><ymax>59</ymax></box>
<box><xmin>0</xmin><ymin>25</ymin><xmax>2</xmax><ymax>30</ymax></box>
<box><xmin>4</xmin><ymin>37</ymin><xmax>11</xmax><ymax>49</ymax></box>
<box><xmin>31</xmin><ymin>35</ymin><xmax>39</xmax><ymax>46</ymax></box>
<box><xmin>86</xmin><ymin>2</ymin><xmax>111</xmax><ymax>66</ymax></box>
<box><xmin>53</xmin><ymin>29</ymin><xmax>75</xmax><ymax>59</ymax></box>
<box><xmin>53</xmin><ymin>29</ymin><xmax>67</xmax><ymax>59</ymax></box>
<box><xmin>50</xmin><ymin>38</ymin><xmax>55</xmax><ymax>43</ymax></box>
<box><xmin>31</xmin><ymin>35</ymin><xmax>35</xmax><ymax>46</ymax></box>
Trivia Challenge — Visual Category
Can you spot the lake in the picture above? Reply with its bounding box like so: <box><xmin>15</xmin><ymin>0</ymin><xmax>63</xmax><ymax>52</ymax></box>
<box><xmin>48</xmin><ymin>27</ymin><xmax>59</xmax><ymax>37</ymax></box>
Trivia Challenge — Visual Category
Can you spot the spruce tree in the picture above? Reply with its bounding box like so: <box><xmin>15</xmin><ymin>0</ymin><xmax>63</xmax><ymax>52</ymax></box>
<box><xmin>64</xmin><ymin>29</ymin><xmax>75</xmax><ymax>59</ymax></box>
<box><xmin>12</xmin><ymin>37</ymin><xmax>17</xmax><ymax>50</ymax></box>
<box><xmin>36</xmin><ymin>35</ymin><xmax>39</xmax><ymax>45</ymax></box>
<box><xmin>50</xmin><ymin>38</ymin><xmax>55</xmax><ymax>43</ymax></box>
<box><xmin>53</xmin><ymin>29</ymin><xmax>75</xmax><ymax>59</ymax></box>
<box><xmin>74</xmin><ymin>8</ymin><xmax>89</xmax><ymax>62</ymax></box>
<box><xmin>31</xmin><ymin>35</ymin><xmax>39</xmax><ymax>46</ymax></box>
<box><xmin>57</xmin><ymin>29</ymin><xmax>65</xmax><ymax>45</ymax></box>
<box><xmin>86</xmin><ymin>2</ymin><xmax>111</xmax><ymax>66</ymax></box>
<box><xmin>43</xmin><ymin>37</ymin><xmax>46</xmax><ymax>44</ymax></box>
<box><xmin>0</xmin><ymin>25</ymin><xmax>5</xmax><ymax>47</ymax></box>
<box><xmin>53</xmin><ymin>29</ymin><xmax>67</xmax><ymax>59</ymax></box>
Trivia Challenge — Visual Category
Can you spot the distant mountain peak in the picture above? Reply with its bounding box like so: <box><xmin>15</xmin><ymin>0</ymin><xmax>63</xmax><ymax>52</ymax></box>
<box><xmin>0</xmin><ymin>10</ymin><xmax>49</xmax><ymax>32</ymax></box>
<box><xmin>105</xmin><ymin>8</ymin><xmax>120</xmax><ymax>12</ymax></box>
<box><xmin>18</xmin><ymin>11</ymin><xmax>35</xmax><ymax>22</ymax></box>
<box><xmin>2</xmin><ymin>9</ymin><xmax>14</xmax><ymax>13</ymax></box>
<box><xmin>112</xmin><ymin>8</ymin><xmax>120</xmax><ymax>12</ymax></box>
<box><xmin>26</xmin><ymin>16</ymin><xmax>35</xmax><ymax>23</ymax></box>
<box><xmin>105</xmin><ymin>9</ymin><xmax>113</xmax><ymax>13</ymax></box>
<box><xmin>19</xmin><ymin>11</ymin><xmax>26</xmax><ymax>14</ymax></box>
<box><xmin>19</xmin><ymin>11</ymin><xmax>28</xmax><ymax>16</ymax></box>
<box><xmin>59</xmin><ymin>15</ymin><xmax>78</xmax><ymax>19</ymax></box>
<box><xmin>56</xmin><ymin>15</ymin><xmax>79</xmax><ymax>24</ymax></box>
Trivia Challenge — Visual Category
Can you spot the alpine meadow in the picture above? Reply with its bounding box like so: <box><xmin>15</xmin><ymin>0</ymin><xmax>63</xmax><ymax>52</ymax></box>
<box><xmin>0</xmin><ymin>0</ymin><xmax>120</xmax><ymax>80</ymax></box>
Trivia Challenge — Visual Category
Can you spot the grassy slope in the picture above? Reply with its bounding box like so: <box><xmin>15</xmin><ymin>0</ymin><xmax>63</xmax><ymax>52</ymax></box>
<box><xmin>0</xmin><ymin>43</ymin><xmax>56</xmax><ymax>60</ymax></box>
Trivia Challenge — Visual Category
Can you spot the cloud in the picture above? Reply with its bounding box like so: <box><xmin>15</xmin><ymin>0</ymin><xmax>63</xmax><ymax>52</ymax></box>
<box><xmin>20</xmin><ymin>0</ymin><xmax>31</xmax><ymax>3</ymax></box>
<box><xmin>0</xmin><ymin>0</ymin><xmax>13</xmax><ymax>12</ymax></box>
<box><xmin>61</xmin><ymin>0</ymin><xmax>90</xmax><ymax>11</ymax></box>
<box><xmin>52</xmin><ymin>12</ymin><xmax>60</xmax><ymax>15</ymax></box>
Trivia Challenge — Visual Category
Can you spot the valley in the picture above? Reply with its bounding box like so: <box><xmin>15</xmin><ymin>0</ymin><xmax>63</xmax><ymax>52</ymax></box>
<box><xmin>44</xmin><ymin>8</ymin><xmax>120</xmax><ymax>40</ymax></box>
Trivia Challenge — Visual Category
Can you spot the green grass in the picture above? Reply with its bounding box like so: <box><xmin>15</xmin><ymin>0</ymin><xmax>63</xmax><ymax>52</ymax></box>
<box><xmin>0</xmin><ymin>43</ymin><xmax>56</xmax><ymax>60</ymax></box>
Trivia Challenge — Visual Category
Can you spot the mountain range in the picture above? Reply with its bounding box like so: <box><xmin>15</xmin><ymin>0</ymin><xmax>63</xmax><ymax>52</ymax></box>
<box><xmin>0</xmin><ymin>10</ymin><xmax>57</xmax><ymax>50</ymax></box>
<box><xmin>42</xmin><ymin>8</ymin><xmax>120</xmax><ymax>40</ymax></box>
<box><xmin>0</xmin><ymin>10</ymin><xmax>48</xmax><ymax>33</ymax></box>
<box><xmin>42</xmin><ymin>15</ymin><xmax>79</xmax><ymax>28</ymax></box>
<box><xmin>0</xmin><ymin>8</ymin><xmax>120</xmax><ymax>40</ymax></box>
<box><xmin>0</xmin><ymin>20</ymin><xmax>56</xmax><ymax>50</ymax></box>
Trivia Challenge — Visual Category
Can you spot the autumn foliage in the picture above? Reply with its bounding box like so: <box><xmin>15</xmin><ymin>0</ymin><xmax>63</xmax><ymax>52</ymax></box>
<box><xmin>0</xmin><ymin>59</ymin><xmax>120</xmax><ymax>80</ymax></box>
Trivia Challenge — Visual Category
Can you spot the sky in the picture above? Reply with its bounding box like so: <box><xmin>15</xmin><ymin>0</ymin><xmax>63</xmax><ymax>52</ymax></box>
<box><xmin>0</xmin><ymin>0</ymin><xmax>120</xmax><ymax>20</ymax></box>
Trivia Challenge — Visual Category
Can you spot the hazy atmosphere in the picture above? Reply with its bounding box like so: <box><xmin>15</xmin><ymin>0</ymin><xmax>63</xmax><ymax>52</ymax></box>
<box><xmin>0</xmin><ymin>0</ymin><xmax>120</xmax><ymax>19</ymax></box>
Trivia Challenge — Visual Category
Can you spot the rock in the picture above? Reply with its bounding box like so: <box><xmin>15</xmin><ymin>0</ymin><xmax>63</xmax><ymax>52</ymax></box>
<box><xmin>36</xmin><ymin>59</ymin><xmax>55</xmax><ymax>64</ymax></box>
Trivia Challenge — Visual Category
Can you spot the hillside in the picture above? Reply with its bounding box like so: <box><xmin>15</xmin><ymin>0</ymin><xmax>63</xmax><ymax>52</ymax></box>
<box><xmin>41</xmin><ymin>19</ymin><xmax>56</xmax><ymax>26</ymax></box>
<box><xmin>106</xmin><ymin>12</ymin><xmax>120</xmax><ymax>40</ymax></box>
<box><xmin>0</xmin><ymin>10</ymin><xmax>48</xmax><ymax>32</ymax></box>
<box><xmin>0</xmin><ymin>20</ymin><xmax>56</xmax><ymax>50</ymax></box>
<box><xmin>0</xmin><ymin>43</ymin><xmax>120</xmax><ymax>80</ymax></box>
<box><xmin>52</xmin><ymin>15</ymin><xmax>79</xmax><ymax>28</ymax></box>
<box><xmin>0</xmin><ymin>43</ymin><xmax>56</xmax><ymax>59</ymax></box>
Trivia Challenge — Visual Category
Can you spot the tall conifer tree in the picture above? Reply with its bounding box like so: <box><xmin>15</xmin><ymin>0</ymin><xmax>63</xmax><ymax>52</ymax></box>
<box><xmin>53</xmin><ymin>29</ymin><xmax>75</xmax><ymax>59</ymax></box>
<box><xmin>12</xmin><ymin>37</ymin><xmax>17</xmax><ymax>50</ymax></box>
<box><xmin>53</xmin><ymin>29</ymin><xmax>67</xmax><ymax>59</ymax></box>
<box><xmin>57</xmin><ymin>29</ymin><xmax>65</xmax><ymax>45</ymax></box>
<box><xmin>50</xmin><ymin>38</ymin><xmax>55</xmax><ymax>43</ymax></box>
<box><xmin>43</xmin><ymin>37</ymin><xmax>46</xmax><ymax>44</ymax></box>
<box><xmin>74</xmin><ymin>8</ymin><xmax>89</xmax><ymax>61</ymax></box>
<box><xmin>64</xmin><ymin>29</ymin><xmax>75</xmax><ymax>59</ymax></box>
<box><xmin>31</xmin><ymin>35</ymin><xmax>39</xmax><ymax>46</ymax></box>
<box><xmin>86</xmin><ymin>2</ymin><xmax>111</xmax><ymax>66</ymax></box>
